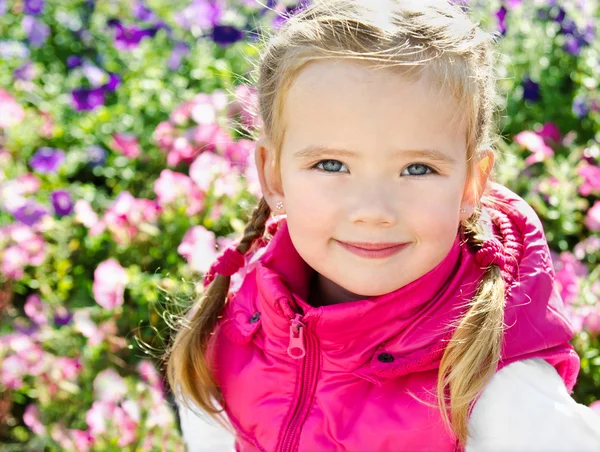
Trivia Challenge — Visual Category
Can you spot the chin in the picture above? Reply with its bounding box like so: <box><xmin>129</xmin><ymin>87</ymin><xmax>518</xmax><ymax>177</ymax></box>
<box><xmin>338</xmin><ymin>279</ymin><xmax>404</xmax><ymax>298</ymax></box>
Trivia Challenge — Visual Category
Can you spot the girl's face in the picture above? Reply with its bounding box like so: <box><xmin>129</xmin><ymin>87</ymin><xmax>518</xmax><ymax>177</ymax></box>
<box><xmin>256</xmin><ymin>60</ymin><xmax>493</xmax><ymax>304</ymax></box>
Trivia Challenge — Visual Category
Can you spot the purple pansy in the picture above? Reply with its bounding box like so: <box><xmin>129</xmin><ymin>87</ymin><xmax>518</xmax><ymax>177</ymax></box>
<box><xmin>522</xmin><ymin>76</ymin><xmax>540</xmax><ymax>102</ymax></box>
<box><xmin>211</xmin><ymin>25</ymin><xmax>244</xmax><ymax>46</ymax></box>
<box><xmin>104</xmin><ymin>73</ymin><xmax>121</xmax><ymax>92</ymax></box>
<box><xmin>72</xmin><ymin>86</ymin><xmax>106</xmax><ymax>111</ymax></box>
<box><xmin>12</xmin><ymin>200</ymin><xmax>49</xmax><ymax>226</ymax></box>
<box><xmin>24</xmin><ymin>0</ymin><xmax>44</xmax><ymax>15</ymax></box>
<box><xmin>107</xmin><ymin>19</ymin><xmax>160</xmax><ymax>51</ymax></box>
<box><xmin>51</xmin><ymin>190</ymin><xmax>74</xmax><ymax>217</ymax></box>
<box><xmin>168</xmin><ymin>42</ymin><xmax>190</xmax><ymax>70</ymax></box>
<box><xmin>22</xmin><ymin>16</ymin><xmax>50</xmax><ymax>48</ymax></box>
<box><xmin>14</xmin><ymin>62</ymin><xmax>35</xmax><ymax>81</ymax></box>
<box><xmin>54</xmin><ymin>307</ymin><xmax>73</xmax><ymax>327</ymax></box>
<box><xmin>175</xmin><ymin>0</ymin><xmax>223</xmax><ymax>30</ymax></box>
<box><xmin>66</xmin><ymin>55</ymin><xmax>83</xmax><ymax>69</ymax></box>
<box><xmin>573</xmin><ymin>97</ymin><xmax>589</xmax><ymax>118</ymax></box>
<box><xmin>496</xmin><ymin>6</ymin><xmax>507</xmax><ymax>36</ymax></box>
<box><xmin>133</xmin><ymin>0</ymin><xmax>155</xmax><ymax>22</ymax></box>
<box><xmin>29</xmin><ymin>147</ymin><xmax>66</xmax><ymax>174</ymax></box>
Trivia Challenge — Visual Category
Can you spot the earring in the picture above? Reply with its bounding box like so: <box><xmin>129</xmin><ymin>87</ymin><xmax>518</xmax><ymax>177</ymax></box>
<box><xmin>276</xmin><ymin>201</ymin><xmax>284</xmax><ymax>211</ymax></box>
<box><xmin>460</xmin><ymin>207</ymin><xmax>466</xmax><ymax>214</ymax></box>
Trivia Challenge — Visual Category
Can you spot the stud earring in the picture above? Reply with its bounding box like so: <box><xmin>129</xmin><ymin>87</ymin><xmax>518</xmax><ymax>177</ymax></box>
<box><xmin>460</xmin><ymin>207</ymin><xmax>466</xmax><ymax>214</ymax></box>
<box><xmin>275</xmin><ymin>201</ymin><xmax>284</xmax><ymax>211</ymax></box>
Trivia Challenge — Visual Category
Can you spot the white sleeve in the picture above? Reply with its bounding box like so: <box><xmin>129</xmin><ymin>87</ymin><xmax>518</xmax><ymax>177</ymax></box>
<box><xmin>466</xmin><ymin>357</ymin><xmax>600</xmax><ymax>452</ymax></box>
<box><xmin>177</xmin><ymin>397</ymin><xmax>236</xmax><ymax>452</ymax></box>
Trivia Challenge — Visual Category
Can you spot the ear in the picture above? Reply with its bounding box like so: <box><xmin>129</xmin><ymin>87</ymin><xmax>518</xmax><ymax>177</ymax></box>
<box><xmin>460</xmin><ymin>148</ymin><xmax>495</xmax><ymax>222</ymax></box>
<box><xmin>254</xmin><ymin>137</ymin><xmax>285</xmax><ymax>213</ymax></box>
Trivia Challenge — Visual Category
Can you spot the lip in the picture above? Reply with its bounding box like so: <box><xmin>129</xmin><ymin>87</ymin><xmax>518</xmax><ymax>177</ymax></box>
<box><xmin>336</xmin><ymin>240</ymin><xmax>411</xmax><ymax>259</ymax></box>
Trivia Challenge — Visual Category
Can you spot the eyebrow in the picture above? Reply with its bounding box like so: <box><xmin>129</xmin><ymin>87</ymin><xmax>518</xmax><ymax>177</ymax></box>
<box><xmin>293</xmin><ymin>145</ymin><xmax>458</xmax><ymax>166</ymax></box>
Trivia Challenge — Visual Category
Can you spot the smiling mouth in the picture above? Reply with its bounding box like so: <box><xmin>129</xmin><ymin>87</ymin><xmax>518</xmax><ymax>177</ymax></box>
<box><xmin>336</xmin><ymin>240</ymin><xmax>411</xmax><ymax>259</ymax></box>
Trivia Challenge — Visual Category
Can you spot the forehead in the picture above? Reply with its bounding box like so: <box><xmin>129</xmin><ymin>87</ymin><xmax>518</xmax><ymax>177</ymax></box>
<box><xmin>281</xmin><ymin>60</ymin><xmax>468</xmax><ymax>161</ymax></box>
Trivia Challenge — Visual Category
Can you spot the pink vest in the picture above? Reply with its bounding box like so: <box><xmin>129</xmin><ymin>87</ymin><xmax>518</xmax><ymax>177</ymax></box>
<box><xmin>207</xmin><ymin>182</ymin><xmax>580</xmax><ymax>452</ymax></box>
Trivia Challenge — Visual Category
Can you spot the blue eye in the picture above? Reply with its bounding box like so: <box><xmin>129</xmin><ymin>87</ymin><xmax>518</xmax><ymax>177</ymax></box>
<box><xmin>312</xmin><ymin>160</ymin><xmax>349</xmax><ymax>173</ymax></box>
<box><xmin>401</xmin><ymin>164</ymin><xmax>436</xmax><ymax>176</ymax></box>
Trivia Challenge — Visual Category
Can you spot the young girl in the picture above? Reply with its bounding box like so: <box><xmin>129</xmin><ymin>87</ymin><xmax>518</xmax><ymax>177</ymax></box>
<box><xmin>165</xmin><ymin>0</ymin><xmax>600</xmax><ymax>450</ymax></box>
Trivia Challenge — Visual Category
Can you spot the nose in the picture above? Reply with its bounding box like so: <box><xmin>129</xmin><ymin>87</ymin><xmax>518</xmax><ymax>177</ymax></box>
<box><xmin>347</xmin><ymin>183</ymin><xmax>398</xmax><ymax>227</ymax></box>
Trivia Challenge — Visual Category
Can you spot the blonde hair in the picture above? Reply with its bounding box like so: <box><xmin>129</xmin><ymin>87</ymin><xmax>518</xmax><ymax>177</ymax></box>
<box><xmin>165</xmin><ymin>0</ymin><xmax>507</xmax><ymax>446</ymax></box>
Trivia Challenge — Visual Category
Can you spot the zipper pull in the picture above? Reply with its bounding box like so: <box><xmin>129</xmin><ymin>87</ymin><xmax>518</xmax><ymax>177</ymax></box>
<box><xmin>287</xmin><ymin>313</ymin><xmax>306</xmax><ymax>359</ymax></box>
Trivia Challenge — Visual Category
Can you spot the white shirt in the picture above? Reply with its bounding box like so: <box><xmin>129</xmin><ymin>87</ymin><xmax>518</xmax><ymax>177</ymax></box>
<box><xmin>178</xmin><ymin>358</ymin><xmax>600</xmax><ymax>451</ymax></box>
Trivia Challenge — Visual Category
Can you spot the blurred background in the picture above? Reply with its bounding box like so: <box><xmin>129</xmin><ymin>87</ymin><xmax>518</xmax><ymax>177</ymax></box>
<box><xmin>0</xmin><ymin>0</ymin><xmax>599</xmax><ymax>450</ymax></box>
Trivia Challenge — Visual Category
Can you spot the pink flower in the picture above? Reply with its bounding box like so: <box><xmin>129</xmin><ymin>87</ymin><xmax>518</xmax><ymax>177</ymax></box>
<box><xmin>94</xmin><ymin>368</ymin><xmax>128</xmax><ymax>403</ymax></box>
<box><xmin>536</xmin><ymin>122</ymin><xmax>561</xmax><ymax>144</ymax></box>
<box><xmin>0</xmin><ymin>89</ymin><xmax>25</xmax><ymax>128</ymax></box>
<box><xmin>0</xmin><ymin>354</ymin><xmax>28</xmax><ymax>389</ymax></box>
<box><xmin>72</xmin><ymin>309</ymin><xmax>118</xmax><ymax>346</ymax></box>
<box><xmin>551</xmin><ymin>251</ymin><xmax>588</xmax><ymax>305</ymax></box>
<box><xmin>169</xmin><ymin>100</ymin><xmax>194</xmax><ymax>125</ymax></box>
<box><xmin>74</xmin><ymin>200</ymin><xmax>100</xmax><ymax>228</ymax></box>
<box><xmin>585</xmin><ymin>201</ymin><xmax>600</xmax><ymax>231</ymax></box>
<box><xmin>1</xmin><ymin>245</ymin><xmax>29</xmax><ymax>279</ymax></box>
<box><xmin>584</xmin><ymin>308</ymin><xmax>600</xmax><ymax>336</ymax></box>
<box><xmin>154</xmin><ymin>169</ymin><xmax>204</xmax><ymax>216</ymax></box>
<box><xmin>110</xmin><ymin>133</ymin><xmax>141</xmax><ymax>159</ymax></box>
<box><xmin>177</xmin><ymin>225</ymin><xmax>218</xmax><ymax>273</ymax></box>
<box><xmin>23</xmin><ymin>404</ymin><xmax>46</xmax><ymax>435</ymax></box>
<box><xmin>590</xmin><ymin>400</ymin><xmax>600</xmax><ymax>417</ymax></box>
<box><xmin>514</xmin><ymin>130</ymin><xmax>555</xmax><ymax>166</ymax></box>
<box><xmin>577</xmin><ymin>162</ymin><xmax>600</xmax><ymax>196</ymax></box>
<box><xmin>92</xmin><ymin>258</ymin><xmax>128</xmax><ymax>310</ymax></box>
<box><xmin>154</xmin><ymin>121</ymin><xmax>175</xmax><ymax>149</ymax></box>
<box><xmin>224</xmin><ymin>138</ymin><xmax>254</xmax><ymax>170</ymax></box>
<box><xmin>86</xmin><ymin>400</ymin><xmax>117</xmax><ymax>437</ymax></box>
<box><xmin>574</xmin><ymin>236</ymin><xmax>600</xmax><ymax>260</ymax></box>
<box><xmin>189</xmin><ymin>151</ymin><xmax>232</xmax><ymax>192</ymax></box>
<box><xmin>138</xmin><ymin>360</ymin><xmax>164</xmax><ymax>393</ymax></box>
<box><xmin>114</xmin><ymin>400</ymin><xmax>140</xmax><ymax>446</ymax></box>
<box><xmin>229</xmin><ymin>84</ymin><xmax>261</xmax><ymax>131</ymax></box>
<box><xmin>24</xmin><ymin>293</ymin><xmax>49</xmax><ymax>325</ymax></box>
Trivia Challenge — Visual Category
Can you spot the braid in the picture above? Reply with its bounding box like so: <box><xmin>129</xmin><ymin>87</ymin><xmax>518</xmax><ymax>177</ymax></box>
<box><xmin>165</xmin><ymin>197</ymin><xmax>272</xmax><ymax>428</ymax></box>
<box><xmin>436</xmin><ymin>204</ymin><xmax>507</xmax><ymax>446</ymax></box>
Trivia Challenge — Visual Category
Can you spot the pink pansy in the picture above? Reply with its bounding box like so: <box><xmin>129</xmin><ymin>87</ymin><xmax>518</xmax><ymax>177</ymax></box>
<box><xmin>585</xmin><ymin>201</ymin><xmax>600</xmax><ymax>231</ymax></box>
<box><xmin>224</xmin><ymin>138</ymin><xmax>254</xmax><ymax>170</ymax></box>
<box><xmin>73</xmin><ymin>199</ymin><xmax>99</xmax><ymax>228</ymax></box>
<box><xmin>0</xmin><ymin>89</ymin><xmax>25</xmax><ymax>128</ymax></box>
<box><xmin>23</xmin><ymin>404</ymin><xmax>46</xmax><ymax>435</ymax></box>
<box><xmin>514</xmin><ymin>130</ymin><xmax>554</xmax><ymax>166</ymax></box>
<box><xmin>154</xmin><ymin>169</ymin><xmax>204</xmax><ymax>216</ymax></box>
<box><xmin>114</xmin><ymin>402</ymin><xmax>140</xmax><ymax>446</ymax></box>
<box><xmin>187</xmin><ymin>122</ymin><xmax>232</xmax><ymax>152</ymax></box>
<box><xmin>110</xmin><ymin>133</ymin><xmax>141</xmax><ymax>159</ymax></box>
<box><xmin>92</xmin><ymin>258</ymin><xmax>128</xmax><ymax>310</ymax></box>
<box><xmin>584</xmin><ymin>308</ymin><xmax>600</xmax><ymax>336</ymax></box>
<box><xmin>86</xmin><ymin>400</ymin><xmax>117</xmax><ymax>437</ymax></box>
<box><xmin>577</xmin><ymin>162</ymin><xmax>600</xmax><ymax>196</ymax></box>
<box><xmin>551</xmin><ymin>251</ymin><xmax>588</xmax><ymax>305</ymax></box>
<box><xmin>536</xmin><ymin>122</ymin><xmax>561</xmax><ymax>144</ymax></box>
<box><xmin>154</xmin><ymin>121</ymin><xmax>175</xmax><ymax>149</ymax></box>
<box><xmin>2</xmin><ymin>245</ymin><xmax>29</xmax><ymax>279</ymax></box>
<box><xmin>94</xmin><ymin>368</ymin><xmax>128</xmax><ymax>403</ymax></box>
<box><xmin>189</xmin><ymin>150</ymin><xmax>232</xmax><ymax>192</ymax></box>
<box><xmin>177</xmin><ymin>225</ymin><xmax>218</xmax><ymax>273</ymax></box>
<box><xmin>169</xmin><ymin>100</ymin><xmax>194</xmax><ymax>125</ymax></box>
<box><xmin>24</xmin><ymin>293</ymin><xmax>49</xmax><ymax>325</ymax></box>
<box><xmin>167</xmin><ymin>136</ymin><xmax>197</xmax><ymax>166</ymax></box>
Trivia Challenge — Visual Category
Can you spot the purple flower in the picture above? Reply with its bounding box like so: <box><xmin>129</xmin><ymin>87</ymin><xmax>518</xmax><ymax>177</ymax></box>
<box><xmin>14</xmin><ymin>62</ymin><xmax>35</xmax><ymax>81</ymax></box>
<box><xmin>104</xmin><ymin>73</ymin><xmax>121</xmax><ymax>92</ymax></box>
<box><xmin>132</xmin><ymin>0</ymin><xmax>155</xmax><ymax>22</ymax></box>
<box><xmin>522</xmin><ymin>76</ymin><xmax>540</xmax><ymax>102</ymax></box>
<box><xmin>21</xmin><ymin>16</ymin><xmax>50</xmax><ymax>48</ymax></box>
<box><xmin>496</xmin><ymin>6</ymin><xmax>507</xmax><ymax>36</ymax></box>
<box><xmin>72</xmin><ymin>86</ymin><xmax>106</xmax><ymax>111</ymax></box>
<box><xmin>67</xmin><ymin>55</ymin><xmax>82</xmax><ymax>69</ymax></box>
<box><xmin>86</xmin><ymin>145</ymin><xmax>107</xmax><ymax>167</ymax></box>
<box><xmin>573</xmin><ymin>97</ymin><xmax>589</xmax><ymax>118</ymax></box>
<box><xmin>54</xmin><ymin>307</ymin><xmax>73</xmax><ymax>327</ymax></box>
<box><xmin>107</xmin><ymin>19</ymin><xmax>160</xmax><ymax>51</ymax></box>
<box><xmin>51</xmin><ymin>190</ymin><xmax>74</xmax><ymax>217</ymax></box>
<box><xmin>168</xmin><ymin>42</ymin><xmax>190</xmax><ymax>70</ymax></box>
<box><xmin>24</xmin><ymin>0</ymin><xmax>44</xmax><ymax>15</ymax></box>
<box><xmin>29</xmin><ymin>147</ymin><xmax>66</xmax><ymax>174</ymax></box>
<box><xmin>13</xmin><ymin>200</ymin><xmax>49</xmax><ymax>226</ymax></box>
<box><xmin>175</xmin><ymin>0</ymin><xmax>222</xmax><ymax>30</ymax></box>
<box><xmin>211</xmin><ymin>25</ymin><xmax>244</xmax><ymax>46</ymax></box>
<box><xmin>0</xmin><ymin>0</ymin><xmax>7</xmax><ymax>15</ymax></box>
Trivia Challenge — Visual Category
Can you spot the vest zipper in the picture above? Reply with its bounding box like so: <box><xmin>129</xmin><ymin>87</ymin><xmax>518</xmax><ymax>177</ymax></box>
<box><xmin>277</xmin><ymin>310</ymin><xmax>320</xmax><ymax>452</ymax></box>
